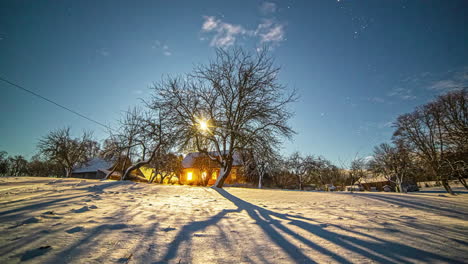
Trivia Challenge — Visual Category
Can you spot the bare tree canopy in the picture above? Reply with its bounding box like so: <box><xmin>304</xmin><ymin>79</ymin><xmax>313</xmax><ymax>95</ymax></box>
<box><xmin>105</xmin><ymin>106</ymin><xmax>178</xmax><ymax>181</ymax></box>
<box><xmin>37</xmin><ymin>127</ymin><xmax>97</xmax><ymax>177</ymax></box>
<box><xmin>149</xmin><ymin>152</ymin><xmax>182</xmax><ymax>184</ymax></box>
<box><xmin>151</xmin><ymin>47</ymin><xmax>296</xmax><ymax>188</ymax></box>
<box><xmin>369</xmin><ymin>141</ymin><xmax>415</xmax><ymax>193</ymax></box>
<box><xmin>241</xmin><ymin>143</ymin><xmax>279</xmax><ymax>189</ymax></box>
<box><xmin>393</xmin><ymin>89</ymin><xmax>468</xmax><ymax>194</ymax></box>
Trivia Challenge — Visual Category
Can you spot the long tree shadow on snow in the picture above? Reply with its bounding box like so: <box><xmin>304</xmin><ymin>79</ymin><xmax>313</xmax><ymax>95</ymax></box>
<box><xmin>345</xmin><ymin>192</ymin><xmax>467</xmax><ymax>220</ymax></box>
<box><xmin>208</xmin><ymin>189</ymin><xmax>461</xmax><ymax>264</ymax></box>
<box><xmin>159</xmin><ymin>189</ymin><xmax>463</xmax><ymax>263</ymax></box>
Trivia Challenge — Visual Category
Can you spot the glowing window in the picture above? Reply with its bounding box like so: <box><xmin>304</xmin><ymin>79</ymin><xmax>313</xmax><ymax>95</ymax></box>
<box><xmin>212</xmin><ymin>171</ymin><xmax>217</xmax><ymax>180</ymax></box>
<box><xmin>187</xmin><ymin>172</ymin><xmax>193</xmax><ymax>181</ymax></box>
<box><xmin>201</xmin><ymin>171</ymin><xmax>207</xmax><ymax>179</ymax></box>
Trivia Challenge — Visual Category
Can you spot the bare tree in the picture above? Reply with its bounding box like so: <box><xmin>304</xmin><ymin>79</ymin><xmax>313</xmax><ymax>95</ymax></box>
<box><xmin>120</xmin><ymin>106</ymin><xmax>176</xmax><ymax>181</ymax></box>
<box><xmin>28</xmin><ymin>154</ymin><xmax>63</xmax><ymax>177</ymax></box>
<box><xmin>437</xmin><ymin>89</ymin><xmax>468</xmax><ymax>189</ymax></box>
<box><xmin>241</xmin><ymin>144</ymin><xmax>279</xmax><ymax>189</ymax></box>
<box><xmin>394</xmin><ymin>103</ymin><xmax>453</xmax><ymax>194</ymax></box>
<box><xmin>286</xmin><ymin>152</ymin><xmax>314</xmax><ymax>190</ymax></box>
<box><xmin>7</xmin><ymin>155</ymin><xmax>28</xmax><ymax>176</ymax></box>
<box><xmin>269</xmin><ymin>157</ymin><xmax>296</xmax><ymax>189</ymax></box>
<box><xmin>151</xmin><ymin>47</ymin><xmax>296</xmax><ymax>188</ymax></box>
<box><xmin>0</xmin><ymin>151</ymin><xmax>8</xmax><ymax>176</ymax></box>
<box><xmin>348</xmin><ymin>157</ymin><xmax>366</xmax><ymax>192</ymax></box>
<box><xmin>393</xmin><ymin>89</ymin><xmax>467</xmax><ymax>194</ymax></box>
<box><xmin>436</xmin><ymin>89</ymin><xmax>468</xmax><ymax>152</ymax></box>
<box><xmin>192</xmin><ymin>154</ymin><xmax>218</xmax><ymax>186</ymax></box>
<box><xmin>439</xmin><ymin>157</ymin><xmax>468</xmax><ymax>190</ymax></box>
<box><xmin>37</xmin><ymin>127</ymin><xmax>95</xmax><ymax>177</ymax></box>
<box><xmin>149</xmin><ymin>152</ymin><xmax>182</xmax><ymax>184</ymax></box>
<box><xmin>369</xmin><ymin>141</ymin><xmax>414</xmax><ymax>193</ymax></box>
<box><xmin>100</xmin><ymin>136</ymin><xmax>127</xmax><ymax>179</ymax></box>
<box><xmin>308</xmin><ymin>156</ymin><xmax>341</xmax><ymax>191</ymax></box>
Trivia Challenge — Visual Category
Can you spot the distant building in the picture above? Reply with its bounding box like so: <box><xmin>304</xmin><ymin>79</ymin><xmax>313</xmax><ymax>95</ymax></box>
<box><xmin>180</xmin><ymin>151</ymin><xmax>245</xmax><ymax>185</ymax></box>
<box><xmin>356</xmin><ymin>173</ymin><xmax>418</xmax><ymax>192</ymax></box>
<box><xmin>71</xmin><ymin>157</ymin><xmax>147</xmax><ymax>181</ymax></box>
<box><xmin>71</xmin><ymin>158</ymin><xmax>115</xmax><ymax>179</ymax></box>
<box><xmin>357</xmin><ymin>174</ymin><xmax>391</xmax><ymax>191</ymax></box>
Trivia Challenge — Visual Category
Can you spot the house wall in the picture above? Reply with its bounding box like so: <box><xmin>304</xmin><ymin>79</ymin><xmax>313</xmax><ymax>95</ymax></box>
<box><xmin>139</xmin><ymin>166</ymin><xmax>155</xmax><ymax>181</ymax></box>
<box><xmin>361</xmin><ymin>181</ymin><xmax>391</xmax><ymax>191</ymax></box>
<box><xmin>71</xmin><ymin>171</ymin><xmax>102</xmax><ymax>179</ymax></box>
<box><xmin>180</xmin><ymin>167</ymin><xmax>243</xmax><ymax>185</ymax></box>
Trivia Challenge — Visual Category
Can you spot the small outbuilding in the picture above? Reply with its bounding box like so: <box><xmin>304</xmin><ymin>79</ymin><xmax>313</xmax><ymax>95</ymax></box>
<box><xmin>71</xmin><ymin>158</ymin><xmax>115</xmax><ymax>179</ymax></box>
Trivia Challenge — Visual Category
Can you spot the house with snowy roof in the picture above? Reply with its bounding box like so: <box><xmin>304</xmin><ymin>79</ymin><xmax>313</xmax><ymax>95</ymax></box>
<box><xmin>71</xmin><ymin>157</ymin><xmax>148</xmax><ymax>181</ymax></box>
<box><xmin>71</xmin><ymin>157</ymin><xmax>115</xmax><ymax>179</ymax></box>
<box><xmin>180</xmin><ymin>151</ymin><xmax>246</xmax><ymax>186</ymax></box>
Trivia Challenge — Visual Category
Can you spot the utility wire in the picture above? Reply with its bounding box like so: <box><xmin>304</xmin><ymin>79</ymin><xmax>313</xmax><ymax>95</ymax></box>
<box><xmin>0</xmin><ymin>76</ymin><xmax>111</xmax><ymax>130</ymax></box>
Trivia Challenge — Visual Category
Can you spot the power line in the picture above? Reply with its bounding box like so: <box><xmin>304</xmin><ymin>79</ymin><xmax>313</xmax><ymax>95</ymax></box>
<box><xmin>0</xmin><ymin>76</ymin><xmax>111</xmax><ymax>130</ymax></box>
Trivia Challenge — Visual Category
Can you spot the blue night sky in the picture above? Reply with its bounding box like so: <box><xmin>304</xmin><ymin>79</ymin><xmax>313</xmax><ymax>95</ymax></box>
<box><xmin>1</xmin><ymin>0</ymin><xmax>467</xmax><ymax>164</ymax></box>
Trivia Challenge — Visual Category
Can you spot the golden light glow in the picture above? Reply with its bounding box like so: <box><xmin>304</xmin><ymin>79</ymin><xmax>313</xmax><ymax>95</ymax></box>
<box><xmin>187</xmin><ymin>172</ymin><xmax>193</xmax><ymax>181</ymax></box>
<box><xmin>198</xmin><ymin>120</ymin><xmax>209</xmax><ymax>131</ymax></box>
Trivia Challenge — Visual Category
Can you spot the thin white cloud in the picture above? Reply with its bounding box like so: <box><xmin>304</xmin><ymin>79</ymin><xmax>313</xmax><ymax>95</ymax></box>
<box><xmin>260</xmin><ymin>2</ymin><xmax>277</xmax><ymax>15</ymax></box>
<box><xmin>201</xmin><ymin>16</ymin><xmax>285</xmax><ymax>48</ymax></box>
<box><xmin>202</xmin><ymin>16</ymin><xmax>219</xmax><ymax>31</ymax></box>
<box><xmin>201</xmin><ymin>16</ymin><xmax>251</xmax><ymax>47</ymax></box>
<box><xmin>429</xmin><ymin>69</ymin><xmax>468</xmax><ymax>91</ymax></box>
<box><xmin>368</xmin><ymin>97</ymin><xmax>385</xmax><ymax>103</ymax></box>
<box><xmin>387</xmin><ymin>87</ymin><xmax>416</xmax><ymax>100</ymax></box>
<box><xmin>153</xmin><ymin>40</ymin><xmax>172</xmax><ymax>56</ymax></box>
<box><xmin>256</xmin><ymin>20</ymin><xmax>285</xmax><ymax>43</ymax></box>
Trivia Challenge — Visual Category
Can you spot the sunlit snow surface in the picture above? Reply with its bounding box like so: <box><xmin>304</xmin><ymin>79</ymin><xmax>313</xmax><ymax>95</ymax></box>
<box><xmin>0</xmin><ymin>177</ymin><xmax>467</xmax><ymax>263</ymax></box>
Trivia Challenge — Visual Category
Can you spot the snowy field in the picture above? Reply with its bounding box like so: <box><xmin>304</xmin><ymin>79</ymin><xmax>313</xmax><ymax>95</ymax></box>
<box><xmin>0</xmin><ymin>177</ymin><xmax>467</xmax><ymax>264</ymax></box>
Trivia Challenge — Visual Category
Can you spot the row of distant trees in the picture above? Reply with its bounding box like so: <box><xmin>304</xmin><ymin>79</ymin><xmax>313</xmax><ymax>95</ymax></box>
<box><xmin>0</xmin><ymin>151</ymin><xmax>61</xmax><ymax>177</ymax></box>
<box><xmin>242</xmin><ymin>151</ymin><xmax>355</xmax><ymax>191</ymax></box>
<box><xmin>238</xmin><ymin>89</ymin><xmax>468</xmax><ymax>194</ymax></box>
<box><xmin>367</xmin><ymin>89</ymin><xmax>467</xmax><ymax>194</ymax></box>
<box><xmin>0</xmin><ymin>127</ymin><xmax>101</xmax><ymax>178</ymax></box>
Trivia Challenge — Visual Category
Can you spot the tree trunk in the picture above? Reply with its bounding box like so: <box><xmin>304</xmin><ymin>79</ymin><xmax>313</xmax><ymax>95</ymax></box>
<box><xmin>66</xmin><ymin>168</ymin><xmax>72</xmax><ymax>178</ymax></box>
<box><xmin>159</xmin><ymin>174</ymin><xmax>165</xmax><ymax>184</ymax></box>
<box><xmin>213</xmin><ymin>162</ymin><xmax>232</xmax><ymax>188</ymax></box>
<box><xmin>396</xmin><ymin>178</ymin><xmax>406</xmax><ymax>193</ymax></box>
<box><xmin>121</xmin><ymin>145</ymin><xmax>160</xmax><ymax>181</ymax></box>
<box><xmin>149</xmin><ymin>171</ymin><xmax>156</xmax><ymax>183</ymax></box>
<box><xmin>441</xmin><ymin>179</ymin><xmax>455</xmax><ymax>195</ymax></box>
<box><xmin>458</xmin><ymin>176</ymin><xmax>468</xmax><ymax>190</ymax></box>
<box><xmin>122</xmin><ymin>160</ymin><xmax>146</xmax><ymax>181</ymax></box>
<box><xmin>258</xmin><ymin>172</ymin><xmax>263</xmax><ymax>189</ymax></box>
<box><xmin>104</xmin><ymin>165</ymin><xmax>118</xmax><ymax>180</ymax></box>
<box><xmin>296</xmin><ymin>175</ymin><xmax>302</xmax><ymax>190</ymax></box>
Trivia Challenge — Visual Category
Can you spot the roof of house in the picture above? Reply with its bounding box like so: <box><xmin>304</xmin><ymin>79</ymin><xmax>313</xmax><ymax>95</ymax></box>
<box><xmin>182</xmin><ymin>151</ymin><xmax>244</xmax><ymax>169</ymax></box>
<box><xmin>358</xmin><ymin>174</ymin><xmax>390</xmax><ymax>184</ymax></box>
<box><xmin>72</xmin><ymin>158</ymin><xmax>114</xmax><ymax>174</ymax></box>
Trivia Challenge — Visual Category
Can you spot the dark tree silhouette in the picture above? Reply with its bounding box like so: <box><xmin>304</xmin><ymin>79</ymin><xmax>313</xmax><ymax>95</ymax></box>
<box><xmin>37</xmin><ymin>127</ymin><xmax>95</xmax><ymax>177</ymax></box>
<box><xmin>151</xmin><ymin>47</ymin><xmax>296</xmax><ymax>188</ymax></box>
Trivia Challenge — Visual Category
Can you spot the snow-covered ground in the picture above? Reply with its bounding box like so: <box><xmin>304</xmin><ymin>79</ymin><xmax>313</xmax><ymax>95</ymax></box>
<box><xmin>0</xmin><ymin>177</ymin><xmax>467</xmax><ymax>264</ymax></box>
